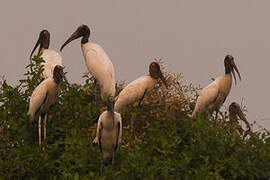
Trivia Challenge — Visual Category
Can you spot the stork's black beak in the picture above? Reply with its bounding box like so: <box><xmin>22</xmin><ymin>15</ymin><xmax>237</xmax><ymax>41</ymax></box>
<box><xmin>237</xmin><ymin>110</ymin><xmax>246</xmax><ymax>123</ymax></box>
<box><xmin>158</xmin><ymin>70</ymin><xmax>168</xmax><ymax>89</ymax></box>
<box><xmin>30</xmin><ymin>37</ymin><xmax>41</xmax><ymax>61</ymax></box>
<box><xmin>231</xmin><ymin>60</ymin><xmax>241</xmax><ymax>85</ymax></box>
<box><xmin>63</xmin><ymin>74</ymin><xmax>69</xmax><ymax>85</ymax></box>
<box><xmin>60</xmin><ymin>67</ymin><xmax>69</xmax><ymax>85</ymax></box>
<box><xmin>236</xmin><ymin>107</ymin><xmax>250</xmax><ymax>129</ymax></box>
<box><xmin>60</xmin><ymin>30</ymin><xmax>82</xmax><ymax>51</ymax></box>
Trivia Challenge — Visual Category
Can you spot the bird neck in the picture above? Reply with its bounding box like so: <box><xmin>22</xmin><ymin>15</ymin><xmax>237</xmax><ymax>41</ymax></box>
<box><xmin>41</xmin><ymin>37</ymin><xmax>50</xmax><ymax>51</ymax></box>
<box><xmin>229</xmin><ymin>113</ymin><xmax>238</xmax><ymax>123</ymax></box>
<box><xmin>81</xmin><ymin>31</ymin><xmax>90</xmax><ymax>44</ymax></box>
<box><xmin>148</xmin><ymin>74</ymin><xmax>158</xmax><ymax>81</ymax></box>
<box><xmin>53</xmin><ymin>75</ymin><xmax>62</xmax><ymax>84</ymax></box>
<box><xmin>53</xmin><ymin>78</ymin><xmax>60</xmax><ymax>84</ymax></box>
<box><xmin>40</xmin><ymin>47</ymin><xmax>47</xmax><ymax>54</ymax></box>
<box><xmin>225</xmin><ymin>64</ymin><xmax>232</xmax><ymax>74</ymax></box>
<box><xmin>42</xmin><ymin>43</ymin><xmax>49</xmax><ymax>50</ymax></box>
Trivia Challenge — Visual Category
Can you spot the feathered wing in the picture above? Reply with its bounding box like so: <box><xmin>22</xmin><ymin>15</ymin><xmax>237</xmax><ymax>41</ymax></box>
<box><xmin>114</xmin><ymin>76</ymin><xmax>153</xmax><ymax>112</ymax></box>
<box><xmin>192</xmin><ymin>81</ymin><xmax>220</xmax><ymax>117</ymax></box>
<box><xmin>27</xmin><ymin>80</ymin><xmax>49</xmax><ymax>122</ymax></box>
<box><xmin>116</xmin><ymin>113</ymin><xmax>122</xmax><ymax>144</ymax></box>
<box><xmin>93</xmin><ymin>112</ymin><xmax>105</xmax><ymax>144</ymax></box>
<box><xmin>83</xmin><ymin>43</ymin><xmax>115</xmax><ymax>99</ymax></box>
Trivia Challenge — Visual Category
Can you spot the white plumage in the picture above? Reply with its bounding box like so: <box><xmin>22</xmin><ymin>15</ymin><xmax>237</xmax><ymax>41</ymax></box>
<box><xmin>192</xmin><ymin>74</ymin><xmax>232</xmax><ymax>117</ymax></box>
<box><xmin>115</xmin><ymin>75</ymin><xmax>157</xmax><ymax>112</ymax></box>
<box><xmin>94</xmin><ymin>110</ymin><xmax>122</xmax><ymax>175</ymax></box>
<box><xmin>60</xmin><ymin>25</ymin><xmax>115</xmax><ymax>101</ymax></box>
<box><xmin>27</xmin><ymin>65</ymin><xmax>64</xmax><ymax>146</ymax></box>
<box><xmin>191</xmin><ymin>55</ymin><xmax>241</xmax><ymax>118</ymax></box>
<box><xmin>28</xmin><ymin>78</ymin><xmax>60</xmax><ymax>122</ymax></box>
<box><xmin>115</xmin><ymin>62</ymin><xmax>167</xmax><ymax>112</ymax></box>
<box><xmin>40</xmin><ymin>49</ymin><xmax>62</xmax><ymax>79</ymax></box>
<box><xmin>81</xmin><ymin>43</ymin><xmax>115</xmax><ymax>100</ymax></box>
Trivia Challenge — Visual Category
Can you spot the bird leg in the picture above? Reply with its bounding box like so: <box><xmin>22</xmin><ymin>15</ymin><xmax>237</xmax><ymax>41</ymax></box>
<box><xmin>138</xmin><ymin>90</ymin><xmax>147</xmax><ymax>107</ymax></box>
<box><xmin>43</xmin><ymin>113</ymin><xmax>47</xmax><ymax>142</ymax></box>
<box><xmin>100</xmin><ymin>153</ymin><xmax>104</xmax><ymax>176</ymax></box>
<box><xmin>98</xmin><ymin>123</ymin><xmax>104</xmax><ymax>176</ymax></box>
<box><xmin>93</xmin><ymin>78</ymin><xmax>99</xmax><ymax>102</ymax></box>
<box><xmin>38</xmin><ymin>115</ymin><xmax>42</xmax><ymax>146</ymax></box>
<box><xmin>112</xmin><ymin>151</ymin><xmax>116</xmax><ymax>166</ymax></box>
<box><xmin>130</xmin><ymin>113</ymin><xmax>136</xmax><ymax>139</ymax></box>
<box><xmin>214</xmin><ymin>110</ymin><xmax>218</xmax><ymax>121</ymax></box>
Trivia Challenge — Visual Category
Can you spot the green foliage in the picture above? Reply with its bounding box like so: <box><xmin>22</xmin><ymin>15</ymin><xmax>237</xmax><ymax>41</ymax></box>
<box><xmin>0</xmin><ymin>57</ymin><xmax>270</xmax><ymax>179</ymax></box>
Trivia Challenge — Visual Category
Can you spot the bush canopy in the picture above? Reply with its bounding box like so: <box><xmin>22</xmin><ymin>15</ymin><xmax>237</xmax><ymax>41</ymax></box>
<box><xmin>0</xmin><ymin>56</ymin><xmax>270</xmax><ymax>179</ymax></box>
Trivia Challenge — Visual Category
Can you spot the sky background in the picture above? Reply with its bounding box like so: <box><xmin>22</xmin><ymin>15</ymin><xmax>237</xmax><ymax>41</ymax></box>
<box><xmin>1</xmin><ymin>1</ymin><xmax>270</xmax><ymax>130</ymax></box>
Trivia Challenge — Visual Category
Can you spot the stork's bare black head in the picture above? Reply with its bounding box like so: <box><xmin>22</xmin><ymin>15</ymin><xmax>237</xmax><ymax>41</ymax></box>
<box><xmin>107</xmin><ymin>96</ymin><xmax>115</xmax><ymax>113</ymax></box>
<box><xmin>53</xmin><ymin>65</ymin><xmax>65</xmax><ymax>84</ymax></box>
<box><xmin>229</xmin><ymin>102</ymin><xmax>247</xmax><ymax>123</ymax></box>
<box><xmin>149</xmin><ymin>62</ymin><xmax>168</xmax><ymax>89</ymax></box>
<box><xmin>229</xmin><ymin>102</ymin><xmax>241</xmax><ymax>115</ymax></box>
<box><xmin>224</xmin><ymin>55</ymin><xmax>241</xmax><ymax>85</ymax></box>
<box><xmin>30</xmin><ymin>30</ymin><xmax>50</xmax><ymax>60</ymax></box>
<box><xmin>60</xmin><ymin>24</ymin><xmax>90</xmax><ymax>51</ymax></box>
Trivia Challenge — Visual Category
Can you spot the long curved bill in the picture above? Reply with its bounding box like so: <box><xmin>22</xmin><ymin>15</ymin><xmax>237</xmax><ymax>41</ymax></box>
<box><xmin>62</xmin><ymin>67</ymin><xmax>69</xmax><ymax>85</ymax></box>
<box><xmin>63</xmin><ymin>74</ymin><xmax>69</xmax><ymax>86</ymax></box>
<box><xmin>60</xmin><ymin>31</ymin><xmax>81</xmax><ymax>51</ymax></box>
<box><xmin>236</xmin><ymin>108</ymin><xmax>250</xmax><ymax>129</ymax></box>
<box><xmin>158</xmin><ymin>70</ymin><xmax>168</xmax><ymax>89</ymax></box>
<box><xmin>30</xmin><ymin>37</ymin><xmax>40</xmax><ymax>61</ymax></box>
<box><xmin>232</xmin><ymin>61</ymin><xmax>241</xmax><ymax>85</ymax></box>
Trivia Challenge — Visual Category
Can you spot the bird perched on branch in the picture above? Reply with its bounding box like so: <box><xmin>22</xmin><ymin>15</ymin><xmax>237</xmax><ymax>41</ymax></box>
<box><xmin>191</xmin><ymin>55</ymin><xmax>241</xmax><ymax>119</ymax></box>
<box><xmin>28</xmin><ymin>65</ymin><xmax>66</xmax><ymax>146</ymax></box>
<box><xmin>60</xmin><ymin>24</ymin><xmax>115</xmax><ymax>103</ymax></box>
<box><xmin>114</xmin><ymin>62</ymin><xmax>168</xmax><ymax>137</ymax></box>
<box><xmin>229</xmin><ymin>102</ymin><xmax>251</xmax><ymax>137</ymax></box>
<box><xmin>30</xmin><ymin>30</ymin><xmax>66</xmax><ymax>82</ymax></box>
<box><xmin>93</xmin><ymin>98</ymin><xmax>122</xmax><ymax>176</ymax></box>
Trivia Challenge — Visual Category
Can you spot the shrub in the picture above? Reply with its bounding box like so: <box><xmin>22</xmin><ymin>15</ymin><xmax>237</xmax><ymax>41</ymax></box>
<box><xmin>0</xmin><ymin>57</ymin><xmax>269</xmax><ymax>179</ymax></box>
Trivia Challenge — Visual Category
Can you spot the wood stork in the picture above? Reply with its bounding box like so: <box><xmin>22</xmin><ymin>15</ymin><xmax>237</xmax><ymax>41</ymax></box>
<box><xmin>60</xmin><ymin>25</ymin><xmax>115</xmax><ymax>103</ymax></box>
<box><xmin>93</xmin><ymin>99</ymin><xmax>122</xmax><ymax>176</ymax></box>
<box><xmin>30</xmin><ymin>30</ymin><xmax>64</xmax><ymax>80</ymax></box>
<box><xmin>114</xmin><ymin>62</ymin><xmax>167</xmax><ymax>137</ymax></box>
<box><xmin>229</xmin><ymin>102</ymin><xmax>251</xmax><ymax>136</ymax></box>
<box><xmin>27</xmin><ymin>65</ymin><xmax>65</xmax><ymax>146</ymax></box>
<box><xmin>115</xmin><ymin>62</ymin><xmax>168</xmax><ymax>112</ymax></box>
<box><xmin>191</xmin><ymin>55</ymin><xmax>241</xmax><ymax>118</ymax></box>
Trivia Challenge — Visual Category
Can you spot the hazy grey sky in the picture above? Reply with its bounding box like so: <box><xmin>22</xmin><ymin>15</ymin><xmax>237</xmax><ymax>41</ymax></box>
<box><xmin>1</xmin><ymin>1</ymin><xmax>270</xmax><ymax>130</ymax></box>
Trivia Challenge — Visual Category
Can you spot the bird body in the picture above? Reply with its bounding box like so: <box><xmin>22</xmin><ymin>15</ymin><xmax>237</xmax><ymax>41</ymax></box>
<box><xmin>81</xmin><ymin>43</ymin><xmax>115</xmax><ymax>99</ymax></box>
<box><xmin>27</xmin><ymin>65</ymin><xmax>64</xmax><ymax>146</ymax></box>
<box><xmin>40</xmin><ymin>49</ymin><xmax>63</xmax><ymax>79</ymax></box>
<box><xmin>191</xmin><ymin>55</ymin><xmax>241</xmax><ymax>118</ymax></box>
<box><xmin>97</xmin><ymin>111</ymin><xmax>122</xmax><ymax>159</ymax></box>
<box><xmin>113</xmin><ymin>62</ymin><xmax>167</xmax><ymax>140</ymax></box>
<box><xmin>192</xmin><ymin>73</ymin><xmax>232</xmax><ymax>116</ymax></box>
<box><xmin>28</xmin><ymin>78</ymin><xmax>60</xmax><ymax>122</ymax></box>
<box><xmin>60</xmin><ymin>25</ymin><xmax>115</xmax><ymax>101</ymax></box>
<box><xmin>93</xmin><ymin>110</ymin><xmax>122</xmax><ymax>175</ymax></box>
<box><xmin>115</xmin><ymin>75</ymin><xmax>157</xmax><ymax>112</ymax></box>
